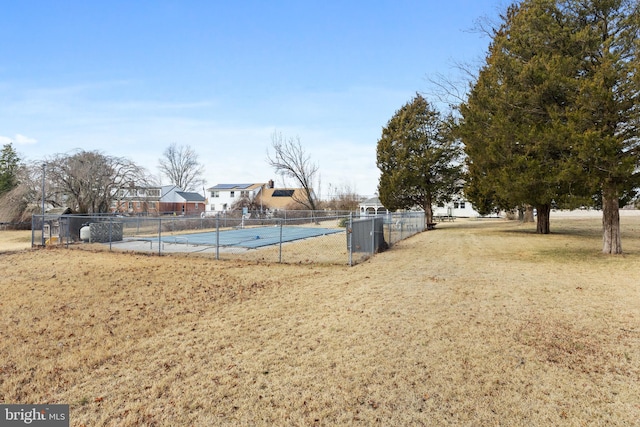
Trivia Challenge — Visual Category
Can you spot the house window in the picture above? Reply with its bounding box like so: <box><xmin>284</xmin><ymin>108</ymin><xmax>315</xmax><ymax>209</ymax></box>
<box><xmin>147</xmin><ymin>189</ymin><xmax>160</xmax><ymax>197</ymax></box>
<box><xmin>195</xmin><ymin>203</ymin><xmax>199</xmax><ymax>208</ymax></box>
<box><xmin>454</xmin><ymin>202</ymin><xmax>459</xmax><ymax>209</ymax></box>
<box><xmin>149</xmin><ymin>202</ymin><xmax>157</xmax><ymax>209</ymax></box>
<box><xmin>211</xmin><ymin>191</ymin><xmax>219</xmax><ymax>198</ymax></box>
<box><xmin>128</xmin><ymin>202</ymin><xmax>133</xmax><ymax>210</ymax></box>
<box><xmin>230</xmin><ymin>191</ymin><xmax>235</xmax><ymax>198</ymax></box>
<box><xmin>460</xmin><ymin>201</ymin><xmax>466</xmax><ymax>209</ymax></box>
<box><xmin>210</xmin><ymin>204</ymin><xmax>215</xmax><ymax>211</ymax></box>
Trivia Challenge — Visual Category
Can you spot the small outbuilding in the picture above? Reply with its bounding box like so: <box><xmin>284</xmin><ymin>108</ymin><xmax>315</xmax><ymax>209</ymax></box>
<box><xmin>359</xmin><ymin>197</ymin><xmax>389</xmax><ymax>216</ymax></box>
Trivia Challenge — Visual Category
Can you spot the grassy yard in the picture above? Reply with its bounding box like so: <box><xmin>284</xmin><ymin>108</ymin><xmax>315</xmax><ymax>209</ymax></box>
<box><xmin>0</xmin><ymin>215</ymin><xmax>639</xmax><ymax>426</ymax></box>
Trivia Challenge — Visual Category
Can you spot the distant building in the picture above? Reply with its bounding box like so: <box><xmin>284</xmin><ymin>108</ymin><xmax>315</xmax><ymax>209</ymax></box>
<box><xmin>258</xmin><ymin>187</ymin><xmax>313</xmax><ymax>211</ymax></box>
<box><xmin>206</xmin><ymin>183</ymin><xmax>266</xmax><ymax>213</ymax></box>
<box><xmin>432</xmin><ymin>197</ymin><xmax>480</xmax><ymax>218</ymax></box>
<box><xmin>205</xmin><ymin>180</ymin><xmax>312</xmax><ymax>213</ymax></box>
<box><xmin>359</xmin><ymin>197</ymin><xmax>389</xmax><ymax>216</ymax></box>
<box><xmin>111</xmin><ymin>185</ymin><xmax>205</xmax><ymax>216</ymax></box>
<box><xmin>359</xmin><ymin>196</ymin><xmax>480</xmax><ymax>217</ymax></box>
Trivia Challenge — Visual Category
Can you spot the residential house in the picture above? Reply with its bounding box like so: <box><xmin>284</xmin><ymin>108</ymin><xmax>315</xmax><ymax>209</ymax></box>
<box><xmin>258</xmin><ymin>187</ymin><xmax>313</xmax><ymax>211</ymax></box>
<box><xmin>206</xmin><ymin>183</ymin><xmax>265</xmax><ymax>213</ymax></box>
<box><xmin>162</xmin><ymin>189</ymin><xmax>206</xmax><ymax>216</ymax></box>
<box><xmin>205</xmin><ymin>180</ymin><xmax>316</xmax><ymax>213</ymax></box>
<box><xmin>111</xmin><ymin>185</ymin><xmax>164</xmax><ymax>215</ymax></box>
<box><xmin>432</xmin><ymin>197</ymin><xmax>480</xmax><ymax>218</ymax></box>
<box><xmin>111</xmin><ymin>185</ymin><xmax>205</xmax><ymax>216</ymax></box>
<box><xmin>359</xmin><ymin>196</ymin><xmax>480</xmax><ymax>218</ymax></box>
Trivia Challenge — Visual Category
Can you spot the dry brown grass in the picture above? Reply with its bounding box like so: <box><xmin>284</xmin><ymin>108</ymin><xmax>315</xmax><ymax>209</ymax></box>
<box><xmin>1</xmin><ymin>216</ymin><xmax>639</xmax><ymax>426</ymax></box>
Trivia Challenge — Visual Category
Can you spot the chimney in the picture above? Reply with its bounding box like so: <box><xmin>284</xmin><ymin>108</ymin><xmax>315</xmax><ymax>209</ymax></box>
<box><xmin>268</xmin><ymin>179</ymin><xmax>274</xmax><ymax>189</ymax></box>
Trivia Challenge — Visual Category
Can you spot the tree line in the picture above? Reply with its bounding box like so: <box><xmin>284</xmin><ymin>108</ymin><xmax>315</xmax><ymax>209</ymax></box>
<box><xmin>0</xmin><ymin>135</ymin><xmax>358</xmax><ymax>224</ymax></box>
<box><xmin>0</xmin><ymin>142</ymin><xmax>207</xmax><ymax>222</ymax></box>
<box><xmin>376</xmin><ymin>0</ymin><xmax>639</xmax><ymax>254</ymax></box>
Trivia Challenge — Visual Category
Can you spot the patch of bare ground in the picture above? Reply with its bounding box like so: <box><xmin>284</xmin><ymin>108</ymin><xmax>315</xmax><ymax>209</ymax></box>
<box><xmin>0</xmin><ymin>216</ymin><xmax>639</xmax><ymax>426</ymax></box>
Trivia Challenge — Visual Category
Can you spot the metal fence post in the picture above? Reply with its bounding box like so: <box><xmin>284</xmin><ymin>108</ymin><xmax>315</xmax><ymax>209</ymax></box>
<box><xmin>216</xmin><ymin>214</ymin><xmax>220</xmax><ymax>260</ymax></box>
<box><xmin>371</xmin><ymin>217</ymin><xmax>375</xmax><ymax>256</ymax></box>
<box><xmin>158</xmin><ymin>217</ymin><xmax>162</xmax><ymax>256</ymax></box>
<box><xmin>278</xmin><ymin>219</ymin><xmax>283</xmax><ymax>263</ymax></box>
<box><xmin>348</xmin><ymin>213</ymin><xmax>353</xmax><ymax>266</ymax></box>
<box><xmin>109</xmin><ymin>217</ymin><xmax>113</xmax><ymax>251</ymax></box>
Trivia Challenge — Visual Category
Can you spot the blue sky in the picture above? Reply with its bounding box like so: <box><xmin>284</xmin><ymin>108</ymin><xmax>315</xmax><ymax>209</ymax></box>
<box><xmin>0</xmin><ymin>0</ymin><xmax>504</xmax><ymax>197</ymax></box>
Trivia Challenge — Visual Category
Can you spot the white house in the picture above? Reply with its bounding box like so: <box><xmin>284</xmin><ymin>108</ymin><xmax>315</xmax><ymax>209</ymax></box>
<box><xmin>432</xmin><ymin>197</ymin><xmax>480</xmax><ymax>218</ymax></box>
<box><xmin>359</xmin><ymin>196</ymin><xmax>480</xmax><ymax>218</ymax></box>
<box><xmin>206</xmin><ymin>183</ymin><xmax>265</xmax><ymax>213</ymax></box>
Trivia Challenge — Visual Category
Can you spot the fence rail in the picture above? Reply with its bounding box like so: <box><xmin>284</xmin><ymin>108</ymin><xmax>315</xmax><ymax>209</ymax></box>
<box><xmin>32</xmin><ymin>211</ymin><xmax>426</xmax><ymax>266</ymax></box>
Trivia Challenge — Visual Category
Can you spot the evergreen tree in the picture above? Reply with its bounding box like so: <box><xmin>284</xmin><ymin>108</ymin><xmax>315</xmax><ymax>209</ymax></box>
<box><xmin>0</xmin><ymin>143</ymin><xmax>21</xmax><ymax>195</ymax></box>
<box><xmin>376</xmin><ymin>94</ymin><xmax>463</xmax><ymax>225</ymax></box>
<box><xmin>459</xmin><ymin>0</ymin><xmax>639</xmax><ymax>251</ymax></box>
<box><xmin>566</xmin><ymin>0</ymin><xmax>640</xmax><ymax>253</ymax></box>
<box><xmin>458</xmin><ymin>0</ymin><xmax>589</xmax><ymax>234</ymax></box>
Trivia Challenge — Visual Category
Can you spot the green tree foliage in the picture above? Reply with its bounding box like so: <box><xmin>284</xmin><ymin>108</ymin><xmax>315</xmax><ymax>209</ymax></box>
<box><xmin>459</xmin><ymin>0</ymin><xmax>590</xmax><ymax>234</ymax></box>
<box><xmin>376</xmin><ymin>94</ymin><xmax>463</xmax><ymax>224</ymax></box>
<box><xmin>0</xmin><ymin>143</ymin><xmax>21</xmax><ymax>195</ymax></box>
<box><xmin>458</xmin><ymin>0</ymin><xmax>639</xmax><ymax>249</ymax></box>
<box><xmin>566</xmin><ymin>0</ymin><xmax>640</xmax><ymax>253</ymax></box>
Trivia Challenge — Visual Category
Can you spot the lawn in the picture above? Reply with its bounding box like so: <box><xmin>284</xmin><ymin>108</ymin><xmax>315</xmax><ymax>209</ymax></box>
<box><xmin>1</xmin><ymin>215</ymin><xmax>639</xmax><ymax>426</ymax></box>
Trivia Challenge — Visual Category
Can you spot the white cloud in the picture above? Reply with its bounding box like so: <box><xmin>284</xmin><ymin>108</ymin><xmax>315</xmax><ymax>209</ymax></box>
<box><xmin>15</xmin><ymin>134</ymin><xmax>38</xmax><ymax>145</ymax></box>
<box><xmin>0</xmin><ymin>134</ymin><xmax>38</xmax><ymax>145</ymax></box>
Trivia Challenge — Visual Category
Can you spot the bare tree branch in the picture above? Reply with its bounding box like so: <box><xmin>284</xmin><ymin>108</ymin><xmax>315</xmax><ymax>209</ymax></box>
<box><xmin>45</xmin><ymin>150</ymin><xmax>150</xmax><ymax>213</ymax></box>
<box><xmin>266</xmin><ymin>131</ymin><xmax>318</xmax><ymax>211</ymax></box>
<box><xmin>158</xmin><ymin>143</ymin><xmax>205</xmax><ymax>191</ymax></box>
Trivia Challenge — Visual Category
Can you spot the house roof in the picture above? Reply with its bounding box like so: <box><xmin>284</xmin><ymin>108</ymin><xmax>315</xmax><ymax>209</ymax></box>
<box><xmin>176</xmin><ymin>191</ymin><xmax>206</xmax><ymax>202</ymax></box>
<box><xmin>161</xmin><ymin>185</ymin><xmax>182</xmax><ymax>197</ymax></box>
<box><xmin>259</xmin><ymin>188</ymin><xmax>309</xmax><ymax>210</ymax></box>
<box><xmin>208</xmin><ymin>183</ymin><xmax>264</xmax><ymax>191</ymax></box>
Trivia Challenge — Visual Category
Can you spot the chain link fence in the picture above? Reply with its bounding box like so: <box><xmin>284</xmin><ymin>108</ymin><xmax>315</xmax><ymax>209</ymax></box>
<box><xmin>32</xmin><ymin>211</ymin><xmax>426</xmax><ymax>266</ymax></box>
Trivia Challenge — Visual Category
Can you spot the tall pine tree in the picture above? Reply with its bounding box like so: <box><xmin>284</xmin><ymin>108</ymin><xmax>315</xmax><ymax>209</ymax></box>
<box><xmin>567</xmin><ymin>0</ymin><xmax>640</xmax><ymax>253</ymax></box>
<box><xmin>377</xmin><ymin>94</ymin><xmax>463</xmax><ymax>225</ymax></box>
<box><xmin>459</xmin><ymin>0</ymin><xmax>639</xmax><ymax>251</ymax></box>
<box><xmin>0</xmin><ymin>143</ymin><xmax>21</xmax><ymax>196</ymax></box>
<box><xmin>459</xmin><ymin>0</ymin><xmax>589</xmax><ymax>234</ymax></box>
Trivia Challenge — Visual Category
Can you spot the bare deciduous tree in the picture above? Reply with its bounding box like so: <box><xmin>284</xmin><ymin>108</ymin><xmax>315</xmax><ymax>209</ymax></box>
<box><xmin>0</xmin><ymin>162</ymin><xmax>38</xmax><ymax>223</ymax></box>
<box><xmin>158</xmin><ymin>143</ymin><xmax>205</xmax><ymax>191</ymax></box>
<box><xmin>266</xmin><ymin>132</ymin><xmax>319</xmax><ymax>211</ymax></box>
<box><xmin>324</xmin><ymin>183</ymin><xmax>362</xmax><ymax>211</ymax></box>
<box><xmin>46</xmin><ymin>150</ymin><xmax>150</xmax><ymax>213</ymax></box>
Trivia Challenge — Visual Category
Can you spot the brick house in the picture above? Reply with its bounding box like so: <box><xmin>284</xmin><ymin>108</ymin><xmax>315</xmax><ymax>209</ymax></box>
<box><xmin>111</xmin><ymin>185</ymin><xmax>205</xmax><ymax>216</ymax></box>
